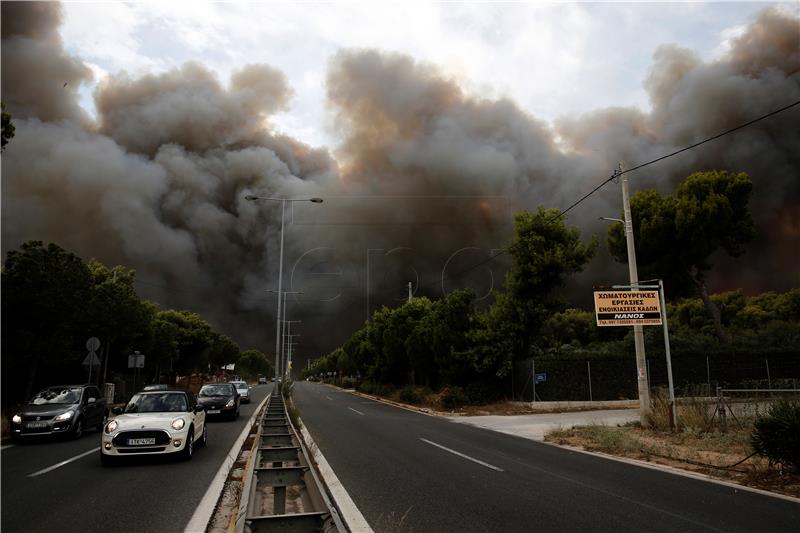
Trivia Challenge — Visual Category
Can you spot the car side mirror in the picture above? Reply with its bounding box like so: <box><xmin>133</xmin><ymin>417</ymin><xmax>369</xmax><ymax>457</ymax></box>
<box><xmin>194</xmin><ymin>405</ymin><xmax>204</xmax><ymax>413</ymax></box>
<box><xmin>111</xmin><ymin>406</ymin><xmax>124</xmax><ymax>415</ymax></box>
<box><xmin>88</xmin><ymin>397</ymin><xmax>96</xmax><ymax>404</ymax></box>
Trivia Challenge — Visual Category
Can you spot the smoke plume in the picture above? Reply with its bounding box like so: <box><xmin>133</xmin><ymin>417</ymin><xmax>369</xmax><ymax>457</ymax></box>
<box><xmin>2</xmin><ymin>3</ymin><xmax>798</xmax><ymax>362</ymax></box>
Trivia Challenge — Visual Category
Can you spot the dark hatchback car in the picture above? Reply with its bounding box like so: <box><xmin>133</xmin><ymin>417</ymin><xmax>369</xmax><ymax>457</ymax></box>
<box><xmin>197</xmin><ymin>383</ymin><xmax>240</xmax><ymax>420</ymax></box>
<box><xmin>11</xmin><ymin>384</ymin><xmax>107</xmax><ymax>439</ymax></box>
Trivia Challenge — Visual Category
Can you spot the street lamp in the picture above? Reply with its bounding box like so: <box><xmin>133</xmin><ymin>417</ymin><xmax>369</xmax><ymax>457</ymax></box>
<box><xmin>266</xmin><ymin>290</ymin><xmax>303</xmax><ymax>377</ymax></box>
<box><xmin>600</xmin><ymin>162</ymin><xmax>651</xmax><ymax>424</ymax></box>
<box><xmin>246</xmin><ymin>195</ymin><xmax>323</xmax><ymax>380</ymax></box>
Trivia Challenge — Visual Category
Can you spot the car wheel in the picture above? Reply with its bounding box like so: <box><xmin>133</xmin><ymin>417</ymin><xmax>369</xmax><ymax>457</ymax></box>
<box><xmin>199</xmin><ymin>424</ymin><xmax>207</xmax><ymax>448</ymax></box>
<box><xmin>182</xmin><ymin>429</ymin><xmax>194</xmax><ymax>461</ymax></box>
<box><xmin>100</xmin><ymin>452</ymin><xmax>116</xmax><ymax>467</ymax></box>
<box><xmin>71</xmin><ymin>418</ymin><xmax>84</xmax><ymax>439</ymax></box>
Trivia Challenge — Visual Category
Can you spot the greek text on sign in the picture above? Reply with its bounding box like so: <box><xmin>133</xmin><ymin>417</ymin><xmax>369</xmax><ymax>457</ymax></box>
<box><xmin>593</xmin><ymin>290</ymin><xmax>662</xmax><ymax>326</ymax></box>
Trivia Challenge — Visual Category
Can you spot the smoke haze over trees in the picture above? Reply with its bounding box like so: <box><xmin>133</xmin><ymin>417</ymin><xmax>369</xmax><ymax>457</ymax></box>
<box><xmin>2</xmin><ymin>2</ymin><xmax>798</xmax><ymax>363</ymax></box>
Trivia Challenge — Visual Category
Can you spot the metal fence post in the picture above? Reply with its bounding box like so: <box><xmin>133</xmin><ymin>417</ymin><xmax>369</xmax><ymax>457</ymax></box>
<box><xmin>587</xmin><ymin>360</ymin><xmax>593</xmax><ymax>402</ymax></box>
<box><xmin>706</xmin><ymin>356</ymin><xmax>711</xmax><ymax>396</ymax></box>
<box><xmin>717</xmin><ymin>386</ymin><xmax>727</xmax><ymax>433</ymax></box>
<box><xmin>765</xmin><ymin>358</ymin><xmax>771</xmax><ymax>390</ymax></box>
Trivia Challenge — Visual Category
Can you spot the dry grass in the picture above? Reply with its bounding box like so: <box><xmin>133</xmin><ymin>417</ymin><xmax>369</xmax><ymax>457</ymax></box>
<box><xmin>545</xmin><ymin>423</ymin><xmax>800</xmax><ymax>498</ymax></box>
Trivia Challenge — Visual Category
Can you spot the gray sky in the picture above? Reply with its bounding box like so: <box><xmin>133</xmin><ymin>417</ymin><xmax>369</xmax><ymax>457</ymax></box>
<box><xmin>61</xmin><ymin>1</ymin><xmax>789</xmax><ymax>149</ymax></box>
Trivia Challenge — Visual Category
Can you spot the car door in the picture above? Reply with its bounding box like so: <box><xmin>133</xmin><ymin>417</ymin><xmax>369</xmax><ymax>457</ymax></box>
<box><xmin>187</xmin><ymin>392</ymin><xmax>203</xmax><ymax>439</ymax></box>
<box><xmin>89</xmin><ymin>387</ymin><xmax>105</xmax><ymax>426</ymax></box>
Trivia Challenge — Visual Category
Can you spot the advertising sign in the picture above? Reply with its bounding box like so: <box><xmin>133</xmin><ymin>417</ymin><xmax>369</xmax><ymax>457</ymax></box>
<box><xmin>594</xmin><ymin>290</ymin><xmax>662</xmax><ymax>326</ymax></box>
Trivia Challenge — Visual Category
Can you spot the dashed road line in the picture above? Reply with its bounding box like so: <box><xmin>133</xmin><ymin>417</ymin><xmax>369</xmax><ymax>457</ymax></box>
<box><xmin>348</xmin><ymin>407</ymin><xmax>365</xmax><ymax>416</ymax></box>
<box><xmin>27</xmin><ymin>447</ymin><xmax>100</xmax><ymax>478</ymax></box>
<box><xmin>420</xmin><ymin>438</ymin><xmax>504</xmax><ymax>472</ymax></box>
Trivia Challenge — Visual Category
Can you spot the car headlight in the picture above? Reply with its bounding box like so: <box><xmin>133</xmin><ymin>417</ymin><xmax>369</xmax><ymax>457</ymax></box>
<box><xmin>105</xmin><ymin>420</ymin><xmax>118</xmax><ymax>434</ymax></box>
<box><xmin>54</xmin><ymin>411</ymin><xmax>74</xmax><ymax>421</ymax></box>
<box><xmin>226</xmin><ymin>398</ymin><xmax>235</xmax><ymax>407</ymax></box>
<box><xmin>12</xmin><ymin>414</ymin><xmax>22</xmax><ymax>424</ymax></box>
<box><xmin>171</xmin><ymin>418</ymin><xmax>185</xmax><ymax>430</ymax></box>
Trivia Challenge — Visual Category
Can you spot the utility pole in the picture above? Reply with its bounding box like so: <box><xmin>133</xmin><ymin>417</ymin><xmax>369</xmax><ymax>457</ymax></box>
<box><xmin>619</xmin><ymin>162</ymin><xmax>651</xmax><ymax>423</ymax></box>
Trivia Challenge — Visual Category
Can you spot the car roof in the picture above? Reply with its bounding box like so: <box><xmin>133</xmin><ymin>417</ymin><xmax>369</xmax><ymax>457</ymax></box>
<box><xmin>136</xmin><ymin>389</ymin><xmax>190</xmax><ymax>395</ymax></box>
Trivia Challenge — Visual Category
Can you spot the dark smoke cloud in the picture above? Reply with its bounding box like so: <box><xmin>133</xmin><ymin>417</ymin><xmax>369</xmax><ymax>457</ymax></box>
<box><xmin>2</xmin><ymin>3</ymin><xmax>798</xmax><ymax>362</ymax></box>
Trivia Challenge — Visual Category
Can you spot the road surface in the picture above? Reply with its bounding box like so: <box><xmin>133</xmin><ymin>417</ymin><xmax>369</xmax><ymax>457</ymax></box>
<box><xmin>1</xmin><ymin>383</ymin><xmax>272</xmax><ymax>533</ymax></box>
<box><xmin>293</xmin><ymin>381</ymin><xmax>798</xmax><ymax>533</ymax></box>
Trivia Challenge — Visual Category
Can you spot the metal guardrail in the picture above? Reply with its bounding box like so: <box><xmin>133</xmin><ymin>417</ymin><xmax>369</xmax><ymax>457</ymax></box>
<box><xmin>240</xmin><ymin>390</ymin><xmax>344</xmax><ymax>533</ymax></box>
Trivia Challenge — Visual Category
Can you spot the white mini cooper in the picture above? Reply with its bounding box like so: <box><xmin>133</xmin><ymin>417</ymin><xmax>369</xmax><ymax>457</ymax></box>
<box><xmin>101</xmin><ymin>389</ymin><xmax>206</xmax><ymax>465</ymax></box>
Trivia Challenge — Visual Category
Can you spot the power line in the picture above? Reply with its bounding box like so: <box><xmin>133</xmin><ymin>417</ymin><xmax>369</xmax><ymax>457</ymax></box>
<box><xmin>415</xmin><ymin>99</ymin><xmax>800</xmax><ymax>290</ymax></box>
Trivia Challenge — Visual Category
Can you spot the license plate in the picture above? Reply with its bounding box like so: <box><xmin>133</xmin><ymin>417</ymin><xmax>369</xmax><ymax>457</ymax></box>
<box><xmin>26</xmin><ymin>422</ymin><xmax>48</xmax><ymax>429</ymax></box>
<box><xmin>127</xmin><ymin>438</ymin><xmax>156</xmax><ymax>446</ymax></box>
<box><xmin>207</xmin><ymin>409</ymin><xmax>220</xmax><ymax>414</ymax></box>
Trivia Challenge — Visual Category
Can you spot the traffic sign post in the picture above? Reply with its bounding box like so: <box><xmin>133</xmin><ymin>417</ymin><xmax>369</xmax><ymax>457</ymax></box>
<box><xmin>593</xmin><ymin>282</ymin><xmax>677</xmax><ymax>428</ymax></box>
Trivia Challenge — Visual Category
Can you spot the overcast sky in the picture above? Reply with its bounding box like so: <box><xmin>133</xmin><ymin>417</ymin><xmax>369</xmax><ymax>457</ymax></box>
<box><xmin>60</xmin><ymin>1</ymin><xmax>791</xmax><ymax>149</ymax></box>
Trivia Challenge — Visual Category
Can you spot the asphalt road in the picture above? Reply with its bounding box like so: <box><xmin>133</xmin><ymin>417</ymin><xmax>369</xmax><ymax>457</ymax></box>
<box><xmin>1</xmin><ymin>383</ymin><xmax>272</xmax><ymax>533</ymax></box>
<box><xmin>293</xmin><ymin>382</ymin><xmax>799</xmax><ymax>533</ymax></box>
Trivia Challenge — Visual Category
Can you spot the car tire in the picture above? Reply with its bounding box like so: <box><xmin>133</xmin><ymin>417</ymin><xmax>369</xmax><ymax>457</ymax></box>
<box><xmin>71</xmin><ymin>418</ymin><xmax>84</xmax><ymax>439</ymax></box>
<box><xmin>198</xmin><ymin>424</ymin><xmax>207</xmax><ymax>448</ymax></box>
<box><xmin>100</xmin><ymin>452</ymin><xmax>116</xmax><ymax>467</ymax></box>
<box><xmin>182</xmin><ymin>428</ymin><xmax>194</xmax><ymax>461</ymax></box>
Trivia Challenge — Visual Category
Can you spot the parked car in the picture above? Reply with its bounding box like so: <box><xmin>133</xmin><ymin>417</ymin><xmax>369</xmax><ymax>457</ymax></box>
<box><xmin>230</xmin><ymin>380</ymin><xmax>251</xmax><ymax>403</ymax></box>
<box><xmin>258</xmin><ymin>375</ymin><xmax>267</xmax><ymax>385</ymax></box>
<box><xmin>197</xmin><ymin>383</ymin><xmax>240</xmax><ymax>420</ymax></box>
<box><xmin>100</xmin><ymin>389</ymin><xmax>206</xmax><ymax>465</ymax></box>
<box><xmin>10</xmin><ymin>384</ymin><xmax>106</xmax><ymax>440</ymax></box>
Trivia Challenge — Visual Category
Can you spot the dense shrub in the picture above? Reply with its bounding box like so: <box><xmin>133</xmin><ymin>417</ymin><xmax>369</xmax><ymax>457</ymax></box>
<box><xmin>399</xmin><ymin>385</ymin><xmax>421</xmax><ymax>404</ymax></box>
<box><xmin>751</xmin><ymin>400</ymin><xmax>800</xmax><ymax>471</ymax></box>
<box><xmin>465</xmin><ymin>382</ymin><xmax>496</xmax><ymax>405</ymax></box>
<box><xmin>439</xmin><ymin>386</ymin><xmax>466</xmax><ymax>410</ymax></box>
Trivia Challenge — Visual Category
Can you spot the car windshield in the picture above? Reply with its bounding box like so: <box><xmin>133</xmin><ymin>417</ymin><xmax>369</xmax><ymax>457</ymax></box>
<box><xmin>232</xmin><ymin>382</ymin><xmax>247</xmax><ymax>390</ymax></box>
<box><xmin>199</xmin><ymin>384</ymin><xmax>232</xmax><ymax>397</ymax></box>
<box><xmin>30</xmin><ymin>387</ymin><xmax>82</xmax><ymax>405</ymax></box>
<box><xmin>124</xmin><ymin>392</ymin><xmax>187</xmax><ymax>413</ymax></box>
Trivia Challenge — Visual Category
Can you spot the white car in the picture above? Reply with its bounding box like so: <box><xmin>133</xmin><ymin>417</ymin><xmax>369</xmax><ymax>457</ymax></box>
<box><xmin>101</xmin><ymin>389</ymin><xmax>206</xmax><ymax>465</ymax></box>
<box><xmin>230</xmin><ymin>380</ymin><xmax>251</xmax><ymax>403</ymax></box>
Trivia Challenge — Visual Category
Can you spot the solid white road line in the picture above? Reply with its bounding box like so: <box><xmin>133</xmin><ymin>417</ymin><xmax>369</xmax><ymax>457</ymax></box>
<box><xmin>300</xmin><ymin>423</ymin><xmax>374</xmax><ymax>532</ymax></box>
<box><xmin>348</xmin><ymin>407</ymin><xmax>365</xmax><ymax>416</ymax></box>
<box><xmin>1</xmin><ymin>444</ymin><xmax>15</xmax><ymax>451</ymax></box>
<box><xmin>420</xmin><ymin>438</ymin><xmax>504</xmax><ymax>472</ymax></box>
<box><xmin>184</xmin><ymin>392</ymin><xmax>270</xmax><ymax>533</ymax></box>
<box><xmin>27</xmin><ymin>447</ymin><xmax>100</xmax><ymax>478</ymax></box>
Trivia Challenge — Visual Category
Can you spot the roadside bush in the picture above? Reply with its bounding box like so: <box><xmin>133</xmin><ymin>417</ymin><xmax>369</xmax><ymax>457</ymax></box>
<box><xmin>439</xmin><ymin>386</ymin><xmax>466</xmax><ymax>410</ymax></box>
<box><xmin>751</xmin><ymin>399</ymin><xmax>800</xmax><ymax>471</ymax></box>
<box><xmin>399</xmin><ymin>385</ymin><xmax>421</xmax><ymax>404</ymax></box>
<box><xmin>465</xmin><ymin>382</ymin><xmax>496</xmax><ymax>405</ymax></box>
<box><xmin>357</xmin><ymin>381</ymin><xmax>376</xmax><ymax>395</ymax></box>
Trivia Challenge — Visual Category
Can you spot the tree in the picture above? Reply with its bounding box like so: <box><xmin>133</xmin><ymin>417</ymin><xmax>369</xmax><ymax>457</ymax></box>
<box><xmin>472</xmin><ymin>208</ymin><xmax>597</xmax><ymax>377</ymax></box>
<box><xmin>608</xmin><ymin>170</ymin><xmax>756</xmax><ymax>341</ymax></box>
<box><xmin>237</xmin><ymin>349</ymin><xmax>274</xmax><ymax>378</ymax></box>
<box><xmin>1</xmin><ymin>241</ymin><xmax>93</xmax><ymax>400</ymax></box>
<box><xmin>1</xmin><ymin>102</ymin><xmax>14</xmax><ymax>150</ymax></box>
<box><xmin>85</xmin><ymin>261</ymin><xmax>153</xmax><ymax>382</ymax></box>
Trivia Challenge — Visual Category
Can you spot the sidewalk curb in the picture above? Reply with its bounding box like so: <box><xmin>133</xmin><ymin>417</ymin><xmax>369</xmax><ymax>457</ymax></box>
<box><xmin>538</xmin><ymin>439</ymin><xmax>800</xmax><ymax>504</ymax></box>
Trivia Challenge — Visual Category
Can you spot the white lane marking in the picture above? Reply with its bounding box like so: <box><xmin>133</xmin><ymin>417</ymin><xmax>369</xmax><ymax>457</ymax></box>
<box><xmin>1</xmin><ymin>444</ymin><xmax>15</xmax><ymax>450</ymax></box>
<box><xmin>326</xmin><ymin>396</ymin><xmax>333</xmax><ymax>401</ymax></box>
<box><xmin>420</xmin><ymin>438</ymin><xmax>504</xmax><ymax>472</ymax></box>
<box><xmin>300</xmin><ymin>424</ymin><xmax>374</xmax><ymax>532</ymax></box>
<box><xmin>184</xmin><ymin>391</ymin><xmax>271</xmax><ymax>533</ymax></box>
<box><xmin>348</xmin><ymin>407</ymin><xmax>365</xmax><ymax>416</ymax></box>
<box><xmin>27</xmin><ymin>447</ymin><xmax>100</xmax><ymax>477</ymax></box>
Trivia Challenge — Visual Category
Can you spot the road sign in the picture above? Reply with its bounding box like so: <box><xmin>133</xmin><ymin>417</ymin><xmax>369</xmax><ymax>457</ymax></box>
<box><xmin>534</xmin><ymin>372</ymin><xmax>548</xmax><ymax>384</ymax></box>
<box><xmin>83</xmin><ymin>351</ymin><xmax>101</xmax><ymax>366</ymax></box>
<box><xmin>86</xmin><ymin>337</ymin><xmax>101</xmax><ymax>351</ymax></box>
<box><xmin>128</xmin><ymin>351</ymin><xmax>145</xmax><ymax>369</ymax></box>
<box><xmin>593</xmin><ymin>290</ymin><xmax>662</xmax><ymax>326</ymax></box>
